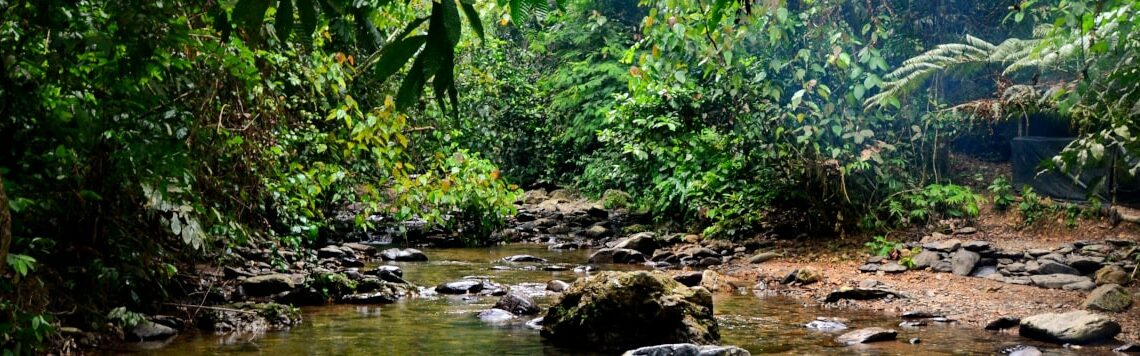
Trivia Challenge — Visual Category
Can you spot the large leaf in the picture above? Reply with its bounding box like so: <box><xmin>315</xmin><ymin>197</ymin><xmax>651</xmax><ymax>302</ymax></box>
<box><xmin>374</xmin><ymin>35</ymin><xmax>428</xmax><ymax>85</ymax></box>
<box><xmin>234</xmin><ymin>0</ymin><xmax>273</xmax><ymax>28</ymax></box>
<box><xmin>441</xmin><ymin>0</ymin><xmax>462</xmax><ymax>47</ymax></box>
<box><xmin>275</xmin><ymin>0</ymin><xmax>295</xmax><ymax>40</ymax></box>
<box><xmin>396</xmin><ymin>55</ymin><xmax>428</xmax><ymax>109</ymax></box>
<box><xmin>295</xmin><ymin>0</ymin><xmax>318</xmax><ymax>46</ymax></box>
<box><xmin>707</xmin><ymin>0</ymin><xmax>729</xmax><ymax>30</ymax></box>
<box><xmin>460</xmin><ymin>1</ymin><xmax>484</xmax><ymax>42</ymax></box>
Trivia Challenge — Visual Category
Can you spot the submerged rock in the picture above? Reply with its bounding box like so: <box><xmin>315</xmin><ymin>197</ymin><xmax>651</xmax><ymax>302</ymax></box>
<box><xmin>501</xmin><ymin>254</ymin><xmax>547</xmax><ymax>263</ymax></box>
<box><xmin>477</xmin><ymin>308</ymin><xmax>516</xmax><ymax>323</ymax></box>
<box><xmin>541</xmin><ymin>271</ymin><xmax>718</xmax><ymax>351</ymax></box>
<box><xmin>805</xmin><ymin>318</ymin><xmax>847</xmax><ymax>331</ymax></box>
<box><xmin>1019</xmin><ymin>310</ymin><xmax>1121</xmax><ymax>344</ymax></box>
<box><xmin>621</xmin><ymin>343</ymin><xmax>751</xmax><ymax>356</ymax></box>
<box><xmin>823</xmin><ymin>287</ymin><xmax>903</xmax><ymax>303</ymax></box>
<box><xmin>435</xmin><ymin>279</ymin><xmax>485</xmax><ymax>294</ymax></box>
<box><xmin>126</xmin><ymin>320</ymin><xmax>177</xmax><ymax>341</ymax></box>
<box><xmin>836</xmin><ymin>327</ymin><xmax>897</xmax><ymax>345</ymax></box>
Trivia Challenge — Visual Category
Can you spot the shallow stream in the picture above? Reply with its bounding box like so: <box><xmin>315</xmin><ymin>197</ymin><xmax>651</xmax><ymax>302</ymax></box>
<box><xmin>144</xmin><ymin>244</ymin><xmax>1099</xmax><ymax>355</ymax></box>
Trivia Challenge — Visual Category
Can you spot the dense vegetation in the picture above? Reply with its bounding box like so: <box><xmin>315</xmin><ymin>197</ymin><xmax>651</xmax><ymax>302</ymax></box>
<box><xmin>2</xmin><ymin>0</ymin><xmax>1138</xmax><ymax>352</ymax></box>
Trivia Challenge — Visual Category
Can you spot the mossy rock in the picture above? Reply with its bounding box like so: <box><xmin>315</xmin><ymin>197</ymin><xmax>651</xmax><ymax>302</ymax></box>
<box><xmin>541</xmin><ymin>271</ymin><xmax>719</xmax><ymax>351</ymax></box>
<box><xmin>602</xmin><ymin>189</ymin><xmax>633</xmax><ymax>209</ymax></box>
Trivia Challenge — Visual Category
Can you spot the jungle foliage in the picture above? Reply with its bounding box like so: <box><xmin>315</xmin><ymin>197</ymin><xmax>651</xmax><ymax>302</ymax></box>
<box><xmin>2</xmin><ymin>0</ymin><xmax>1137</xmax><ymax>352</ymax></box>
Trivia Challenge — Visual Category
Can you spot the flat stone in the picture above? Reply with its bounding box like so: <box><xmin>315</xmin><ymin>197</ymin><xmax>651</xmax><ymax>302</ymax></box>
<box><xmin>587</xmin><ymin>248</ymin><xmax>647</xmax><ymax>264</ymax></box>
<box><xmin>805</xmin><ymin>318</ymin><xmax>848</xmax><ymax>331</ymax></box>
<box><xmin>1037</xmin><ymin>253</ymin><xmax>1066</xmax><ymax>265</ymax></box>
<box><xmin>984</xmin><ymin>316</ymin><xmax>1020</xmax><ymax>330</ymax></box>
<box><xmin>1037</xmin><ymin>262</ymin><xmax>1080</xmax><ymax>276</ymax></box>
<box><xmin>494</xmin><ymin>293</ymin><xmax>540</xmax><ymax>315</ymax></box>
<box><xmin>970</xmin><ymin>265</ymin><xmax>998</xmax><ymax>278</ymax></box>
<box><xmin>1067</xmin><ymin>256</ymin><xmax>1105</xmax><ymax>274</ymax></box>
<box><xmin>585</xmin><ymin>225</ymin><xmax>611</xmax><ymax>238</ymax></box>
<box><xmin>836</xmin><ymin>327</ymin><xmax>897</xmax><ymax>345</ymax></box>
<box><xmin>951</xmin><ymin>249</ymin><xmax>980</xmax><ymax>276</ymax></box>
<box><xmin>823</xmin><ymin>287</ymin><xmax>903</xmax><ymax>303</ymax></box>
<box><xmin>380</xmin><ymin>248</ymin><xmax>428</xmax><ymax>261</ymax></box>
<box><xmin>932</xmin><ymin>261</ymin><xmax>954</xmax><ymax>273</ymax></box>
<box><xmin>435</xmin><ymin>279</ymin><xmax>485</xmax><ymax>294</ymax></box>
<box><xmin>501</xmin><ymin>254</ymin><xmax>547</xmax><ymax>263</ymax></box>
<box><xmin>1027</xmin><ymin>249</ymin><xmax>1051</xmax><ymax>257</ymax></box>
<box><xmin>748</xmin><ymin>252</ymin><xmax>781</xmax><ymax>264</ymax></box>
<box><xmin>317</xmin><ymin>246</ymin><xmax>348</xmax><ymax>258</ymax></box>
<box><xmin>962</xmin><ymin>240</ymin><xmax>990</xmax><ymax>251</ymax></box>
<box><xmin>902</xmin><ymin>311</ymin><xmax>943</xmax><ymax>319</ymax></box>
<box><xmin>1019</xmin><ymin>310</ymin><xmax>1121</xmax><ymax>344</ymax></box>
<box><xmin>956</xmin><ymin>227</ymin><xmax>978</xmax><ymax>235</ymax></box>
<box><xmin>1062</xmin><ymin>280</ymin><xmax>1097</xmax><ymax>291</ymax></box>
<box><xmin>1029</xmin><ymin>274</ymin><xmax>1092</xmax><ymax>289</ymax></box>
<box><xmin>242</xmin><ymin>274</ymin><xmax>296</xmax><ymax>297</ymax></box>
<box><xmin>621</xmin><ymin>344</ymin><xmax>751</xmax><ymax>356</ymax></box>
<box><xmin>126</xmin><ymin>320</ymin><xmax>177</xmax><ymax>341</ymax></box>
<box><xmin>341</xmin><ymin>292</ymin><xmax>399</xmax><ymax>304</ymax></box>
<box><xmin>899</xmin><ymin>320</ymin><xmax>926</xmax><ymax>328</ymax></box>
<box><xmin>673</xmin><ymin>272</ymin><xmax>703</xmax><ymax>287</ymax></box>
<box><xmin>683</xmin><ymin>247</ymin><xmax>719</xmax><ymax>259</ymax></box>
<box><xmin>1082</xmin><ymin>284</ymin><xmax>1132</xmax><ymax>312</ymax></box>
<box><xmin>923</xmin><ymin>239</ymin><xmax>962</xmax><ymax>252</ymax></box>
<box><xmin>698</xmin><ymin>256</ymin><xmax>723</xmax><ymax>267</ymax></box>
<box><xmin>879</xmin><ymin>262</ymin><xmax>907</xmax><ymax>273</ymax></box>
<box><xmin>857</xmin><ymin>264</ymin><xmax>878</xmax><ymax>273</ymax></box>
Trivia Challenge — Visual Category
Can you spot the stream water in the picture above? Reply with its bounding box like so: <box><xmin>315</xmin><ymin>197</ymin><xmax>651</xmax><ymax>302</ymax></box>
<box><xmin>142</xmin><ymin>244</ymin><xmax>1101</xmax><ymax>355</ymax></box>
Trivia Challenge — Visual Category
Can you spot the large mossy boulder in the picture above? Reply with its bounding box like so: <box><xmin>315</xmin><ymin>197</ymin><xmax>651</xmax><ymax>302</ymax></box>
<box><xmin>541</xmin><ymin>271</ymin><xmax>719</xmax><ymax>351</ymax></box>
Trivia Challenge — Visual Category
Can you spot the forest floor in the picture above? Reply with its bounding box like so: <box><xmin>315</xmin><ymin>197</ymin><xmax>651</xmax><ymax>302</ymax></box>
<box><xmin>709</xmin><ymin>154</ymin><xmax>1140</xmax><ymax>347</ymax></box>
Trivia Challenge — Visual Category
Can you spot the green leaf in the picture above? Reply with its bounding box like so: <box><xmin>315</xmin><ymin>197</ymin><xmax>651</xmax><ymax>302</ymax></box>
<box><xmin>460</xmin><ymin>1</ymin><xmax>485</xmax><ymax>43</ymax></box>
<box><xmin>234</xmin><ymin>0</ymin><xmax>272</xmax><ymax>29</ymax></box>
<box><xmin>707</xmin><ymin>0</ymin><xmax>729</xmax><ymax>30</ymax></box>
<box><xmin>396</xmin><ymin>56</ymin><xmax>427</xmax><ymax>110</ymax></box>
<box><xmin>441</xmin><ymin>0</ymin><xmax>462</xmax><ymax>47</ymax></box>
<box><xmin>275</xmin><ymin>0</ymin><xmax>294</xmax><ymax>40</ymax></box>
<box><xmin>296</xmin><ymin>0</ymin><xmax>318</xmax><ymax>45</ymax></box>
<box><xmin>374</xmin><ymin>35</ymin><xmax>427</xmax><ymax>85</ymax></box>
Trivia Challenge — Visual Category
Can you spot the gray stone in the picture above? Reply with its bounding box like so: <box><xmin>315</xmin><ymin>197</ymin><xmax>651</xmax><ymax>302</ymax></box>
<box><xmin>748</xmin><ymin>252</ymin><xmax>780</xmax><ymax>264</ymax></box>
<box><xmin>1062</xmin><ymin>280</ymin><xmax>1097</xmax><ymax>291</ymax></box>
<box><xmin>1002</xmin><ymin>345</ymin><xmax>1042</xmax><ymax>356</ymax></box>
<box><xmin>1095</xmin><ymin>265</ymin><xmax>1130</xmax><ymax>285</ymax></box>
<box><xmin>956</xmin><ymin>227</ymin><xmax>978</xmax><ymax>235</ymax></box>
<box><xmin>1019</xmin><ymin>310</ymin><xmax>1121</xmax><ymax>344</ymax></box>
<box><xmin>962</xmin><ymin>240</ymin><xmax>990</xmax><ymax>251</ymax></box>
<box><xmin>879</xmin><ymin>262</ymin><xmax>907</xmax><ymax>273</ymax></box>
<box><xmin>1027</xmin><ymin>249</ymin><xmax>1051</xmax><ymax>257</ymax></box>
<box><xmin>684</xmin><ymin>247</ymin><xmax>719</xmax><ymax>259</ymax></box>
<box><xmin>242</xmin><ymin>274</ymin><xmax>296</xmax><ymax>297</ymax></box>
<box><xmin>585</xmin><ymin>225</ymin><xmax>611</xmax><ymax>238</ymax></box>
<box><xmin>911</xmin><ymin>250</ymin><xmax>942</xmax><ymax>269</ymax></box>
<box><xmin>1037</xmin><ymin>262</ymin><xmax>1080</xmax><ymax>276</ymax></box>
<box><xmin>380</xmin><ymin>248</ymin><xmax>428</xmax><ymax>261</ymax></box>
<box><xmin>525</xmin><ymin>317</ymin><xmax>544</xmax><ymax>330</ymax></box>
<box><xmin>546</xmin><ymin>280</ymin><xmax>570</xmax><ymax>293</ymax></box>
<box><xmin>317</xmin><ymin>246</ymin><xmax>347</xmax><ymax>258</ymax></box>
<box><xmin>341</xmin><ymin>291</ymin><xmax>399</xmax><ymax>304</ymax></box>
<box><xmin>495</xmin><ymin>293</ymin><xmax>540</xmax><ymax>315</ymax></box>
<box><xmin>923</xmin><ymin>239</ymin><xmax>962</xmax><ymax>252</ymax></box>
<box><xmin>698</xmin><ymin>256</ymin><xmax>723</xmax><ymax>267</ymax></box>
<box><xmin>587</xmin><ymin>248</ymin><xmax>647</xmax><ymax>264</ymax></box>
<box><xmin>823</xmin><ymin>287</ymin><xmax>903</xmax><ymax>303</ymax></box>
<box><xmin>951</xmin><ymin>249</ymin><xmax>980</xmax><ymax>276</ymax></box>
<box><xmin>836</xmin><ymin>327</ymin><xmax>897</xmax><ymax>345</ymax></box>
<box><xmin>984</xmin><ymin>316</ymin><xmax>1020</xmax><ymax>330</ymax></box>
<box><xmin>932</xmin><ymin>260</ymin><xmax>954</xmax><ymax>273</ymax></box>
<box><xmin>477</xmin><ymin>308</ymin><xmax>516</xmax><ymax>323</ymax></box>
<box><xmin>673</xmin><ymin>272</ymin><xmax>703</xmax><ymax>287</ymax></box>
<box><xmin>126</xmin><ymin>320</ymin><xmax>177</xmax><ymax>341</ymax></box>
<box><xmin>857</xmin><ymin>264</ymin><xmax>878</xmax><ymax>273</ymax></box>
<box><xmin>1067</xmin><ymin>255</ymin><xmax>1105</xmax><ymax>274</ymax></box>
<box><xmin>1115</xmin><ymin>344</ymin><xmax>1140</xmax><ymax>353</ymax></box>
<box><xmin>613</xmin><ymin>232</ymin><xmax>660</xmax><ymax>254</ymax></box>
<box><xmin>1029</xmin><ymin>274</ymin><xmax>1092</xmax><ymax>289</ymax></box>
<box><xmin>805</xmin><ymin>318</ymin><xmax>848</xmax><ymax>331</ymax></box>
<box><xmin>621</xmin><ymin>343</ymin><xmax>751</xmax><ymax>356</ymax></box>
<box><xmin>1082</xmin><ymin>284</ymin><xmax>1132</xmax><ymax>312</ymax></box>
<box><xmin>435</xmin><ymin>279</ymin><xmax>485</xmax><ymax>294</ymax></box>
<box><xmin>970</xmin><ymin>265</ymin><xmax>998</xmax><ymax>278</ymax></box>
<box><xmin>1038</xmin><ymin>253</ymin><xmax>1066</xmax><ymax>265</ymax></box>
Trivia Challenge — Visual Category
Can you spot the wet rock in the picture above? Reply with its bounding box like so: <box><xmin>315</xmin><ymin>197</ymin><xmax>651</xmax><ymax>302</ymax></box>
<box><xmin>823</xmin><ymin>287</ymin><xmax>903</xmax><ymax>303</ymax></box>
<box><xmin>673</xmin><ymin>272</ymin><xmax>703</xmax><ymax>287</ymax></box>
<box><xmin>1082</xmin><ymin>284</ymin><xmax>1132</xmax><ymax>312</ymax></box>
<box><xmin>195</xmin><ymin>302</ymin><xmax>301</xmax><ymax>334</ymax></box>
<box><xmin>341</xmin><ymin>291</ymin><xmax>399</xmax><ymax>304</ymax></box>
<box><xmin>501</xmin><ymin>254</ymin><xmax>547</xmax><ymax>263</ymax></box>
<box><xmin>543</xmin><ymin>265</ymin><xmax>572</xmax><ymax>272</ymax></box>
<box><xmin>549</xmin><ymin>242</ymin><xmax>581</xmax><ymax>250</ymax></box>
<box><xmin>621</xmin><ymin>343</ymin><xmax>751</xmax><ymax>356</ymax></box>
<box><xmin>585</xmin><ymin>225</ymin><xmax>611</xmax><ymax>238</ymax></box>
<box><xmin>1029</xmin><ymin>274</ymin><xmax>1092</xmax><ymax>289</ymax></box>
<box><xmin>317</xmin><ymin>246</ymin><xmax>348</xmax><ymax>258</ymax></box>
<box><xmin>494</xmin><ymin>293</ymin><xmax>540</xmax><ymax>315</ymax></box>
<box><xmin>901</xmin><ymin>311</ymin><xmax>943</xmax><ymax>319</ymax></box>
<box><xmin>546</xmin><ymin>280</ymin><xmax>570</xmax><ymax>293</ymax></box>
<box><xmin>380</xmin><ymin>248</ymin><xmax>428</xmax><ymax>261</ymax></box>
<box><xmin>126</xmin><ymin>320</ymin><xmax>177</xmax><ymax>341</ymax></box>
<box><xmin>588</xmin><ymin>248</ymin><xmax>648</xmax><ymax>264</ymax></box>
<box><xmin>525</xmin><ymin>317</ymin><xmax>544</xmax><ymax>330</ymax></box>
<box><xmin>951</xmin><ymin>249</ymin><xmax>980</xmax><ymax>276</ymax></box>
<box><xmin>899</xmin><ymin>320</ymin><xmax>926</xmax><ymax>328</ymax></box>
<box><xmin>242</xmin><ymin>274</ymin><xmax>297</xmax><ymax>297</ymax></box>
<box><xmin>805</xmin><ymin>318</ymin><xmax>848</xmax><ymax>331</ymax></box>
<box><xmin>435</xmin><ymin>279</ymin><xmax>485</xmax><ymax>294</ymax></box>
<box><xmin>478</xmin><ymin>308</ymin><xmax>516</xmax><ymax>323</ymax></box>
<box><xmin>909</xmin><ymin>337</ymin><xmax>921</xmax><ymax>344</ymax></box>
<box><xmin>984</xmin><ymin>316</ymin><xmax>1021</xmax><ymax>330</ymax></box>
<box><xmin>748</xmin><ymin>252</ymin><xmax>780</xmax><ymax>264</ymax></box>
<box><xmin>836</xmin><ymin>327</ymin><xmax>897</xmax><ymax>345</ymax></box>
<box><xmin>1037</xmin><ymin>262</ymin><xmax>1080</xmax><ymax>276</ymax></box>
<box><xmin>879</xmin><ymin>262</ymin><xmax>907</xmax><ymax>273</ymax></box>
<box><xmin>613</xmin><ymin>232</ymin><xmax>660</xmax><ymax>255</ymax></box>
<box><xmin>541</xmin><ymin>271</ymin><xmax>718</xmax><ymax>351</ymax></box>
<box><xmin>1001</xmin><ymin>345</ymin><xmax>1042</xmax><ymax>356</ymax></box>
<box><xmin>683</xmin><ymin>247</ymin><xmax>719</xmax><ymax>259</ymax></box>
<box><xmin>1115</xmin><ymin>344</ymin><xmax>1140</xmax><ymax>353</ymax></box>
<box><xmin>911</xmin><ymin>250</ymin><xmax>942</xmax><ymax>269</ymax></box>
<box><xmin>1095</xmin><ymin>265</ymin><xmax>1130</xmax><ymax>285</ymax></box>
<box><xmin>923</xmin><ymin>239</ymin><xmax>962</xmax><ymax>252</ymax></box>
<box><xmin>1019</xmin><ymin>310</ymin><xmax>1121</xmax><ymax>344</ymax></box>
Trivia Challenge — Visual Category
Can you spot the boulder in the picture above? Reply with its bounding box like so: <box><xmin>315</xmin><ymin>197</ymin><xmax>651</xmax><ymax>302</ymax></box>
<box><xmin>380</xmin><ymin>248</ymin><xmax>428</xmax><ymax>261</ymax></box>
<box><xmin>588</xmin><ymin>248</ymin><xmax>648</xmax><ymax>264</ymax></box>
<box><xmin>613</xmin><ymin>232</ymin><xmax>660</xmax><ymax>255</ymax></box>
<box><xmin>1082</xmin><ymin>284</ymin><xmax>1132</xmax><ymax>312</ymax></box>
<box><xmin>317</xmin><ymin>246</ymin><xmax>347</xmax><ymax>258</ymax></box>
<box><xmin>1067</xmin><ymin>256</ymin><xmax>1105</xmax><ymax>274</ymax></box>
<box><xmin>126</xmin><ymin>320</ymin><xmax>177</xmax><ymax>341</ymax></box>
<box><xmin>242</xmin><ymin>274</ymin><xmax>297</xmax><ymax>297</ymax></box>
<box><xmin>621</xmin><ymin>344</ymin><xmax>751</xmax><ymax>356</ymax></box>
<box><xmin>541</xmin><ymin>271</ymin><xmax>719</xmax><ymax>351</ymax></box>
<box><xmin>435</xmin><ymin>279</ymin><xmax>485</xmax><ymax>294</ymax></box>
<box><xmin>340</xmin><ymin>242</ymin><xmax>377</xmax><ymax>255</ymax></box>
<box><xmin>1095</xmin><ymin>265</ymin><xmax>1130</xmax><ymax>286</ymax></box>
<box><xmin>911</xmin><ymin>250</ymin><xmax>942</xmax><ymax>269</ymax></box>
<box><xmin>951</xmin><ymin>249</ymin><xmax>980</xmax><ymax>276</ymax></box>
<box><xmin>683</xmin><ymin>247</ymin><xmax>719</xmax><ymax>259</ymax></box>
<box><xmin>748</xmin><ymin>252</ymin><xmax>780</xmax><ymax>264</ymax></box>
<box><xmin>494</xmin><ymin>293</ymin><xmax>540</xmax><ymax>315</ymax></box>
<box><xmin>501</xmin><ymin>254</ymin><xmax>547</xmax><ymax>263</ymax></box>
<box><xmin>835</xmin><ymin>327</ymin><xmax>897</xmax><ymax>345</ymax></box>
<box><xmin>962</xmin><ymin>240</ymin><xmax>990</xmax><ymax>251</ymax></box>
<box><xmin>546</xmin><ymin>280</ymin><xmax>570</xmax><ymax>292</ymax></box>
<box><xmin>586</xmin><ymin>225</ymin><xmax>612</xmax><ymax>238</ymax></box>
<box><xmin>793</xmin><ymin>267</ymin><xmax>821</xmax><ymax>285</ymax></box>
<box><xmin>1029</xmin><ymin>274</ymin><xmax>1093</xmax><ymax>289</ymax></box>
<box><xmin>1019</xmin><ymin>310</ymin><xmax>1121</xmax><ymax>344</ymax></box>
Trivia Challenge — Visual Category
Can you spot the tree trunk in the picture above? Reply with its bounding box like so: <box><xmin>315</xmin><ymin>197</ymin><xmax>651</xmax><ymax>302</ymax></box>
<box><xmin>0</xmin><ymin>172</ymin><xmax>10</xmax><ymax>274</ymax></box>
